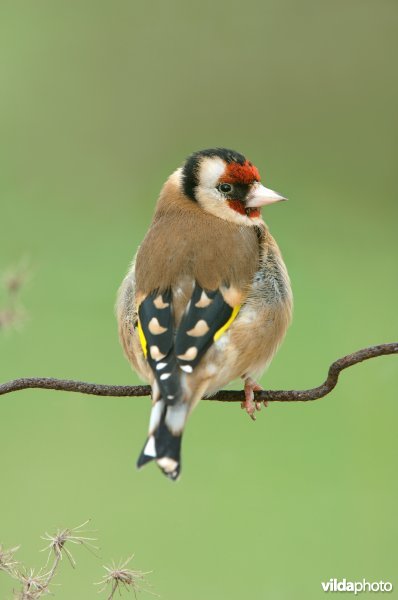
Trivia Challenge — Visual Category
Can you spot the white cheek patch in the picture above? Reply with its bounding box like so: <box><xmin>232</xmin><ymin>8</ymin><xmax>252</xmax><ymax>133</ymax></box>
<box><xmin>195</xmin><ymin>156</ymin><xmax>262</xmax><ymax>227</ymax></box>
<box><xmin>199</xmin><ymin>156</ymin><xmax>225</xmax><ymax>188</ymax></box>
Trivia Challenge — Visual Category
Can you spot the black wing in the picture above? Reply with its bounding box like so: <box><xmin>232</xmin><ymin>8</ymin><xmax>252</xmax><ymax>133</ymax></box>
<box><xmin>175</xmin><ymin>283</ymin><xmax>240</xmax><ymax>372</ymax></box>
<box><xmin>138</xmin><ymin>284</ymin><xmax>240</xmax><ymax>403</ymax></box>
<box><xmin>138</xmin><ymin>289</ymin><xmax>182</xmax><ymax>405</ymax></box>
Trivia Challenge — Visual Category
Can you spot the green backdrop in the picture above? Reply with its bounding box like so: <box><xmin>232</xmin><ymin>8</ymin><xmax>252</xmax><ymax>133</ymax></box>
<box><xmin>1</xmin><ymin>1</ymin><xmax>397</xmax><ymax>598</ymax></box>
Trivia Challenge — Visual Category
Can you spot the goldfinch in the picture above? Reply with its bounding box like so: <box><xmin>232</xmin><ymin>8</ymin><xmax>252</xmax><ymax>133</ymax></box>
<box><xmin>117</xmin><ymin>148</ymin><xmax>292</xmax><ymax>480</ymax></box>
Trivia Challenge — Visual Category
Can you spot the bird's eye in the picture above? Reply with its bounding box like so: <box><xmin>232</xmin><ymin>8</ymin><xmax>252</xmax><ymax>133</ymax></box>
<box><xmin>218</xmin><ymin>183</ymin><xmax>233</xmax><ymax>194</ymax></box>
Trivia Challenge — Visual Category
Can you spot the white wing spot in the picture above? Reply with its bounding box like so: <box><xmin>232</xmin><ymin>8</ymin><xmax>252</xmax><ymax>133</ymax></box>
<box><xmin>180</xmin><ymin>364</ymin><xmax>193</xmax><ymax>373</ymax></box>
<box><xmin>177</xmin><ymin>347</ymin><xmax>198</xmax><ymax>361</ymax></box>
<box><xmin>156</xmin><ymin>362</ymin><xmax>167</xmax><ymax>370</ymax></box>
<box><xmin>148</xmin><ymin>317</ymin><xmax>167</xmax><ymax>335</ymax></box>
<box><xmin>187</xmin><ymin>319</ymin><xmax>209</xmax><ymax>337</ymax></box>
<box><xmin>144</xmin><ymin>436</ymin><xmax>157</xmax><ymax>458</ymax></box>
<box><xmin>160</xmin><ymin>372</ymin><xmax>171</xmax><ymax>380</ymax></box>
<box><xmin>167</xmin><ymin>395</ymin><xmax>174</xmax><ymax>400</ymax></box>
<box><xmin>166</xmin><ymin>403</ymin><xmax>188</xmax><ymax>434</ymax></box>
<box><xmin>153</xmin><ymin>295</ymin><xmax>169</xmax><ymax>309</ymax></box>
<box><xmin>149</xmin><ymin>399</ymin><xmax>165</xmax><ymax>433</ymax></box>
<box><xmin>195</xmin><ymin>291</ymin><xmax>213</xmax><ymax>308</ymax></box>
<box><xmin>157</xmin><ymin>457</ymin><xmax>178</xmax><ymax>473</ymax></box>
<box><xmin>150</xmin><ymin>345</ymin><xmax>166</xmax><ymax>360</ymax></box>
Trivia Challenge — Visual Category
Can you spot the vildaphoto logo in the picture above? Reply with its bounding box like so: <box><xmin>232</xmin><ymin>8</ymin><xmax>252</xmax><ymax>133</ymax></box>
<box><xmin>321</xmin><ymin>579</ymin><xmax>393</xmax><ymax>594</ymax></box>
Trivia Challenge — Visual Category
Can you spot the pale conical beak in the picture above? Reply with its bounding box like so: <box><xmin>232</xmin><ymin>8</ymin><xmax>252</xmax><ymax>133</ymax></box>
<box><xmin>245</xmin><ymin>183</ymin><xmax>287</xmax><ymax>208</ymax></box>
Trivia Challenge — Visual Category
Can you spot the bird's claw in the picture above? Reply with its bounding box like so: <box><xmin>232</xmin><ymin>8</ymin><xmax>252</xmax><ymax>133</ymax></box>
<box><xmin>240</xmin><ymin>399</ymin><xmax>257</xmax><ymax>420</ymax></box>
<box><xmin>242</xmin><ymin>378</ymin><xmax>265</xmax><ymax>421</ymax></box>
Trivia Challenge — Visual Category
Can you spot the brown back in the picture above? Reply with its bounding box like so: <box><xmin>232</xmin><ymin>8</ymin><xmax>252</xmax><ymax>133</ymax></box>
<box><xmin>135</xmin><ymin>178</ymin><xmax>262</xmax><ymax>295</ymax></box>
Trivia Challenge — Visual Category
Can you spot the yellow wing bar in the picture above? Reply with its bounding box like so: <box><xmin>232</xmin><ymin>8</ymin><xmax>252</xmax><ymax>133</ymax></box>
<box><xmin>213</xmin><ymin>304</ymin><xmax>241</xmax><ymax>341</ymax></box>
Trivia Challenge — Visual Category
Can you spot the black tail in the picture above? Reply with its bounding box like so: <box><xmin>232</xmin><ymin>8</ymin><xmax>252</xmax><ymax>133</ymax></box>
<box><xmin>137</xmin><ymin>401</ymin><xmax>186</xmax><ymax>481</ymax></box>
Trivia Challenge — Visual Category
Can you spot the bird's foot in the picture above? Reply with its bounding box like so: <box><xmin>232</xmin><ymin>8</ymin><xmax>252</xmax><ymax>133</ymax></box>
<box><xmin>241</xmin><ymin>377</ymin><xmax>266</xmax><ymax>421</ymax></box>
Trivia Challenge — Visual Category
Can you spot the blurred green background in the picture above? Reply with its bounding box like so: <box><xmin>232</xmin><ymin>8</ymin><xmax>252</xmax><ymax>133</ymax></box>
<box><xmin>1</xmin><ymin>1</ymin><xmax>397</xmax><ymax>598</ymax></box>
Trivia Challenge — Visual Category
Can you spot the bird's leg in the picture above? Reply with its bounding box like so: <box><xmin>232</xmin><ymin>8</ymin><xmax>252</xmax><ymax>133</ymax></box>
<box><xmin>241</xmin><ymin>377</ymin><xmax>266</xmax><ymax>421</ymax></box>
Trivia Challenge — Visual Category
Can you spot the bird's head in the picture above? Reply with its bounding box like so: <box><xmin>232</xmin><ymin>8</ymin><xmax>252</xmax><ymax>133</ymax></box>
<box><xmin>179</xmin><ymin>148</ymin><xmax>286</xmax><ymax>226</ymax></box>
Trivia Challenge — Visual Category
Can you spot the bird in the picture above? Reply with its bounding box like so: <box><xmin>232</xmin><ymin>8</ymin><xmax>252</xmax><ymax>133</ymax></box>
<box><xmin>117</xmin><ymin>148</ymin><xmax>292</xmax><ymax>481</ymax></box>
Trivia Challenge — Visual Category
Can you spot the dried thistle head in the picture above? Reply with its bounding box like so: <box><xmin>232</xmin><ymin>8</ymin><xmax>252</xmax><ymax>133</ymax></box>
<box><xmin>0</xmin><ymin>258</ymin><xmax>32</xmax><ymax>332</ymax></box>
<box><xmin>14</xmin><ymin>592</ymin><xmax>42</xmax><ymax>600</ymax></box>
<box><xmin>0</xmin><ymin>544</ymin><xmax>20</xmax><ymax>576</ymax></box>
<box><xmin>2</xmin><ymin>258</ymin><xmax>32</xmax><ymax>298</ymax></box>
<box><xmin>96</xmin><ymin>555</ymin><xmax>156</xmax><ymax>599</ymax></box>
<box><xmin>41</xmin><ymin>520</ymin><xmax>98</xmax><ymax>568</ymax></box>
<box><xmin>0</xmin><ymin>307</ymin><xmax>27</xmax><ymax>331</ymax></box>
<box><xmin>14</xmin><ymin>567</ymin><xmax>50</xmax><ymax>599</ymax></box>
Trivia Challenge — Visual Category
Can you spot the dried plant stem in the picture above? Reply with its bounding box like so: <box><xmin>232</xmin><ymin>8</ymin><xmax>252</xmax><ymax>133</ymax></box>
<box><xmin>108</xmin><ymin>580</ymin><xmax>118</xmax><ymax>600</ymax></box>
<box><xmin>43</xmin><ymin>553</ymin><xmax>61</xmax><ymax>590</ymax></box>
<box><xmin>0</xmin><ymin>343</ymin><xmax>396</xmax><ymax>403</ymax></box>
